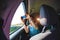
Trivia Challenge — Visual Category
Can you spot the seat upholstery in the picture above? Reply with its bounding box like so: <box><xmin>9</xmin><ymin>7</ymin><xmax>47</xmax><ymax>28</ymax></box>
<box><xmin>0</xmin><ymin>17</ymin><xmax>7</xmax><ymax>40</ymax></box>
<box><xmin>40</xmin><ymin>4</ymin><xmax>60</xmax><ymax>40</ymax></box>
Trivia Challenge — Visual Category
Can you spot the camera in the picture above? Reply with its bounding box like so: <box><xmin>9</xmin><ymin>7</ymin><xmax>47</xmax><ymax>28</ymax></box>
<box><xmin>24</xmin><ymin>19</ymin><xmax>29</xmax><ymax>26</ymax></box>
<box><xmin>21</xmin><ymin>16</ymin><xmax>30</xmax><ymax>26</ymax></box>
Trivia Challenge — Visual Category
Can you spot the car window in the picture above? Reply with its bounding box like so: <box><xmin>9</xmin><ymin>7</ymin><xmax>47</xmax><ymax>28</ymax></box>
<box><xmin>10</xmin><ymin>2</ymin><xmax>26</xmax><ymax>35</ymax></box>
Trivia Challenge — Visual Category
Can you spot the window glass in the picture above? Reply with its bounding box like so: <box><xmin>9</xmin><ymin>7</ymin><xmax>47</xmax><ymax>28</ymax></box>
<box><xmin>10</xmin><ymin>2</ymin><xmax>26</xmax><ymax>34</ymax></box>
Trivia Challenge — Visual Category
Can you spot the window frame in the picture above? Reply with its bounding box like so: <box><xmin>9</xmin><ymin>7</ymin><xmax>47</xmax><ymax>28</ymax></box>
<box><xmin>10</xmin><ymin>2</ymin><xmax>26</xmax><ymax>40</ymax></box>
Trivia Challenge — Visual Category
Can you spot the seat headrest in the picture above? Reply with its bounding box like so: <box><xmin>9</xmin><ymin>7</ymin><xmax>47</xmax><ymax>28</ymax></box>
<box><xmin>40</xmin><ymin>4</ymin><xmax>58</xmax><ymax>25</ymax></box>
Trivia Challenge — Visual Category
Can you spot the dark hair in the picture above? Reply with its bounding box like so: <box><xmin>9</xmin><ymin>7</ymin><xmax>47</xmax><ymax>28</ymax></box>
<box><xmin>30</xmin><ymin>13</ymin><xmax>35</xmax><ymax>18</ymax></box>
<box><xmin>30</xmin><ymin>12</ymin><xmax>39</xmax><ymax>18</ymax></box>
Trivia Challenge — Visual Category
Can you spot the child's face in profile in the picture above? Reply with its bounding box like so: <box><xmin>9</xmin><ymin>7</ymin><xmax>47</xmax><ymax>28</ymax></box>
<box><xmin>40</xmin><ymin>18</ymin><xmax>47</xmax><ymax>26</ymax></box>
<box><xmin>31</xmin><ymin>18</ymin><xmax>40</xmax><ymax>26</ymax></box>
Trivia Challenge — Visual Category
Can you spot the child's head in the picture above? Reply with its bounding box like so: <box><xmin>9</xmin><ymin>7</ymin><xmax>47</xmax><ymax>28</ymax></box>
<box><xmin>30</xmin><ymin>12</ymin><xmax>40</xmax><ymax>26</ymax></box>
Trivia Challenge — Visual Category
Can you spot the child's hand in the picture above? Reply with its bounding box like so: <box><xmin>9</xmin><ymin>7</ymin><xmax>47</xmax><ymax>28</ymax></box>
<box><xmin>27</xmin><ymin>15</ymin><xmax>30</xmax><ymax>19</ymax></box>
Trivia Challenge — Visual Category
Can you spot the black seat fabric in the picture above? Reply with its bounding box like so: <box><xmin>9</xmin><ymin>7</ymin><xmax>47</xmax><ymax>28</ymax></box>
<box><xmin>40</xmin><ymin>4</ymin><xmax>60</xmax><ymax>40</ymax></box>
<box><xmin>0</xmin><ymin>17</ymin><xmax>7</xmax><ymax>40</ymax></box>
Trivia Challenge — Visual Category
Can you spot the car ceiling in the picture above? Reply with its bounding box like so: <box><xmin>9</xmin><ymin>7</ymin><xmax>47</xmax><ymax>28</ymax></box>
<box><xmin>28</xmin><ymin>0</ymin><xmax>60</xmax><ymax>13</ymax></box>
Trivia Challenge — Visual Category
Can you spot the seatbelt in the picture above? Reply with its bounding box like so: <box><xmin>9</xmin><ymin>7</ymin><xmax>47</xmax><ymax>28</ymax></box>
<box><xmin>41</xmin><ymin>26</ymin><xmax>46</xmax><ymax>33</ymax></box>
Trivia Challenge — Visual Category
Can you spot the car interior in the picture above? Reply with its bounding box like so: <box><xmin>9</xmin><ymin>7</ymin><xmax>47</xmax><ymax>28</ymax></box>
<box><xmin>0</xmin><ymin>0</ymin><xmax>60</xmax><ymax>40</ymax></box>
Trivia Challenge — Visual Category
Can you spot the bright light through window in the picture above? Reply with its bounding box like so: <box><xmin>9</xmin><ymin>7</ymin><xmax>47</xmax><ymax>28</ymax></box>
<box><xmin>11</xmin><ymin>2</ymin><xmax>26</xmax><ymax>25</ymax></box>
